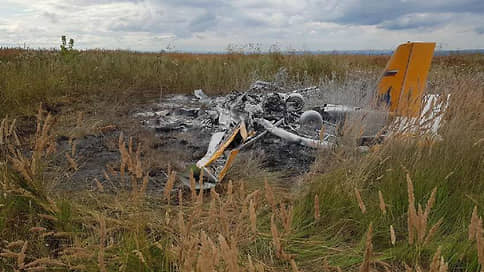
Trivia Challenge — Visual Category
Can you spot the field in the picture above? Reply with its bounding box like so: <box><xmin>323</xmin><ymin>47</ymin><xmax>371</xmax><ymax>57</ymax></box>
<box><xmin>0</xmin><ymin>48</ymin><xmax>483</xmax><ymax>271</ymax></box>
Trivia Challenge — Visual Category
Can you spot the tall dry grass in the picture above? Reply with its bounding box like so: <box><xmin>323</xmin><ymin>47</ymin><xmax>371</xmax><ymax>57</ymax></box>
<box><xmin>0</xmin><ymin>48</ymin><xmax>364</xmax><ymax>117</ymax></box>
<box><xmin>0</xmin><ymin>51</ymin><xmax>482</xmax><ymax>271</ymax></box>
<box><xmin>291</xmin><ymin>61</ymin><xmax>483</xmax><ymax>270</ymax></box>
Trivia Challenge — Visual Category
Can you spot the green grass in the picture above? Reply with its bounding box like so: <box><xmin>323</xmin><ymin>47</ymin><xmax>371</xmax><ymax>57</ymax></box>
<box><xmin>289</xmin><ymin>77</ymin><xmax>484</xmax><ymax>270</ymax></box>
<box><xmin>0</xmin><ymin>48</ymin><xmax>366</xmax><ymax>117</ymax></box>
<box><xmin>2</xmin><ymin>47</ymin><xmax>482</xmax><ymax>118</ymax></box>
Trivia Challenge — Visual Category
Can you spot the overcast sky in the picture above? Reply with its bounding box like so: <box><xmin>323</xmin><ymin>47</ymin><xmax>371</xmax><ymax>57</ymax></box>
<box><xmin>1</xmin><ymin>0</ymin><xmax>483</xmax><ymax>52</ymax></box>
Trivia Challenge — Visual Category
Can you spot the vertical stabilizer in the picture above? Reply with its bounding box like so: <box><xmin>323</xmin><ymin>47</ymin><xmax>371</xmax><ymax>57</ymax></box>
<box><xmin>376</xmin><ymin>42</ymin><xmax>435</xmax><ymax>117</ymax></box>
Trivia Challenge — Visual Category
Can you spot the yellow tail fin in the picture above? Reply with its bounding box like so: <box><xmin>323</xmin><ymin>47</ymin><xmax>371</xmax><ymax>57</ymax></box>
<box><xmin>376</xmin><ymin>42</ymin><xmax>436</xmax><ymax>117</ymax></box>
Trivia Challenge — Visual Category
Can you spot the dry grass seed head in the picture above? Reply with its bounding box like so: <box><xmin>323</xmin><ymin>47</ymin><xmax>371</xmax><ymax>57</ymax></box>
<box><xmin>378</xmin><ymin>190</ymin><xmax>387</xmax><ymax>215</ymax></box>
<box><xmin>290</xmin><ymin>258</ymin><xmax>300</xmax><ymax>272</ymax></box>
<box><xmin>429</xmin><ymin>247</ymin><xmax>448</xmax><ymax>272</ymax></box>
<box><xmin>407</xmin><ymin>173</ymin><xmax>417</xmax><ymax>244</ymax></box>
<box><xmin>474</xmin><ymin>215</ymin><xmax>484</xmax><ymax>271</ymax></box>
<box><xmin>135</xmin><ymin>142</ymin><xmax>142</xmax><ymax>178</ymax></box>
<box><xmin>39</xmin><ymin>213</ymin><xmax>57</xmax><ymax>222</ymax></box>
<box><xmin>163</xmin><ymin>170</ymin><xmax>176</xmax><ymax>203</ymax></box>
<box><xmin>419</xmin><ymin>187</ymin><xmax>438</xmax><ymax>242</ymax></box>
<box><xmin>354</xmin><ymin>188</ymin><xmax>366</xmax><ymax>214</ymax></box>
<box><xmin>196</xmin><ymin>231</ymin><xmax>220</xmax><ymax>271</ymax></box>
<box><xmin>271</xmin><ymin>214</ymin><xmax>282</xmax><ymax>257</ymax></box>
<box><xmin>390</xmin><ymin>225</ymin><xmax>396</xmax><ymax>246</ymax></box>
<box><xmin>406</xmin><ymin>175</ymin><xmax>441</xmax><ymax>245</ymax></box>
<box><xmin>218</xmin><ymin>234</ymin><xmax>239</xmax><ymax>272</ymax></box>
<box><xmin>177</xmin><ymin>211</ymin><xmax>186</xmax><ymax>235</ymax></box>
<box><xmin>29</xmin><ymin>227</ymin><xmax>46</xmax><ymax>233</ymax></box>
<box><xmin>24</xmin><ymin>257</ymin><xmax>66</xmax><ymax>269</ymax></box>
<box><xmin>95</xmin><ymin>178</ymin><xmax>104</xmax><ymax>192</ymax></box>
<box><xmin>469</xmin><ymin>206</ymin><xmax>481</xmax><ymax>241</ymax></box>
<box><xmin>279</xmin><ymin>202</ymin><xmax>294</xmax><ymax>234</ymax></box>
<box><xmin>0</xmin><ymin>245</ymin><xmax>31</xmax><ymax>269</ymax></box>
<box><xmin>467</xmin><ymin>206</ymin><xmax>484</xmax><ymax>269</ymax></box>
<box><xmin>245</xmin><ymin>189</ymin><xmax>259</xmax><ymax>205</ymax></box>
<box><xmin>0</xmin><ymin>250</ymin><xmax>18</xmax><ymax>259</ymax></box>
<box><xmin>238</xmin><ymin>180</ymin><xmax>246</xmax><ymax>200</ymax></box>
<box><xmin>65</xmin><ymin>153</ymin><xmax>78</xmax><ymax>171</ymax></box>
<box><xmin>264</xmin><ymin>179</ymin><xmax>275</xmax><ymax>211</ymax></box>
<box><xmin>359</xmin><ymin>223</ymin><xmax>373</xmax><ymax>272</ymax></box>
<box><xmin>7</xmin><ymin>240</ymin><xmax>26</xmax><ymax>249</ymax></box>
<box><xmin>417</xmin><ymin>204</ymin><xmax>426</xmax><ymax>243</ymax></box>
<box><xmin>211</xmin><ymin>187</ymin><xmax>220</xmax><ymax>202</ymax></box>
<box><xmin>16</xmin><ymin>241</ymin><xmax>28</xmax><ymax>269</ymax></box>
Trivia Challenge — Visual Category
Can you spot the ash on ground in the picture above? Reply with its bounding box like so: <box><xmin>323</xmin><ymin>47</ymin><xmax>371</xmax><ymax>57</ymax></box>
<box><xmin>134</xmin><ymin>81</ymin><xmax>329</xmax><ymax>180</ymax></box>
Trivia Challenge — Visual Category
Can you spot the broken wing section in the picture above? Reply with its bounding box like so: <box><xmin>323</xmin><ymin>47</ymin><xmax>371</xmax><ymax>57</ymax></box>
<box><xmin>376</xmin><ymin>42</ymin><xmax>436</xmax><ymax>117</ymax></box>
<box><xmin>196</xmin><ymin>122</ymin><xmax>248</xmax><ymax>183</ymax></box>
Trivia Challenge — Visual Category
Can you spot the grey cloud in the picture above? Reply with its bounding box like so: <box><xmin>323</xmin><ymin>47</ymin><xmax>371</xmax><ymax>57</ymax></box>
<box><xmin>103</xmin><ymin>0</ymin><xmax>270</xmax><ymax>38</ymax></box>
<box><xmin>240</xmin><ymin>16</ymin><xmax>268</xmax><ymax>28</ymax></box>
<box><xmin>380</xmin><ymin>13</ymin><xmax>452</xmax><ymax>30</ymax></box>
<box><xmin>104</xmin><ymin>0</ymin><xmax>231</xmax><ymax>38</ymax></box>
<box><xmin>2</xmin><ymin>0</ymin><xmax>483</xmax><ymax>51</ymax></box>
<box><xmin>92</xmin><ymin>0</ymin><xmax>484</xmax><ymax>44</ymax></box>
<box><xmin>66</xmin><ymin>0</ymin><xmax>143</xmax><ymax>6</ymax></box>
<box><xmin>325</xmin><ymin>0</ymin><xmax>484</xmax><ymax>30</ymax></box>
<box><xmin>188</xmin><ymin>11</ymin><xmax>218</xmax><ymax>32</ymax></box>
<box><xmin>161</xmin><ymin>0</ymin><xmax>229</xmax><ymax>9</ymax></box>
<box><xmin>42</xmin><ymin>11</ymin><xmax>59</xmax><ymax>24</ymax></box>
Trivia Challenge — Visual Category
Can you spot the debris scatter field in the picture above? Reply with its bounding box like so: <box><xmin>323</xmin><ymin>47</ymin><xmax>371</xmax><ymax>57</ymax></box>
<box><xmin>0</xmin><ymin>47</ymin><xmax>483</xmax><ymax>272</ymax></box>
<box><xmin>135</xmin><ymin>82</ymin><xmax>329</xmax><ymax>186</ymax></box>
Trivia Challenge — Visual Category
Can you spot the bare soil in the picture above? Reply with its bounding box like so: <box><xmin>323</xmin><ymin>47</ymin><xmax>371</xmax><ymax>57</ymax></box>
<box><xmin>41</xmin><ymin>91</ymin><xmax>316</xmax><ymax>193</ymax></box>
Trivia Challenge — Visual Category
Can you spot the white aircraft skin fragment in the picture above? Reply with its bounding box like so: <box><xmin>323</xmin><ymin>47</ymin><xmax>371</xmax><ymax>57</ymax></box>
<box><xmin>194</xmin><ymin>89</ymin><xmax>209</xmax><ymax>100</ymax></box>
<box><xmin>196</xmin><ymin>131</ymin><xmax>226</xmax><ymax>168</ymax></box>
<box><xmin>390</xmin><ymin>94</ymin><xmax>450</xmax><ymax>136</ymax></box>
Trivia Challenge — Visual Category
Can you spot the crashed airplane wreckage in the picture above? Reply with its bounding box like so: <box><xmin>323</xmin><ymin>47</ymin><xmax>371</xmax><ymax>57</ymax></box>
<box><xmin>139</xmin><ymin>42</ymin><xmax>448</xmax><ymax>188</ymax></box>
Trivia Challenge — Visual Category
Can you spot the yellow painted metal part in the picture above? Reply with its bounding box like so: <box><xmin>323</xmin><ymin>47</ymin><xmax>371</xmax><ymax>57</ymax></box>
<box><xmin>217</xmin><ymin>149</ymin><xmax>240</xmax><ymax>180</ymax></box>
<box><xmin>397</xmin><ymin>43</ymin><xmax>436</xmax><ymax>117</ymax></box>
<box><xmin>376</xmin><ymin>42</ymin><xmax>436</xmax><ymax>117</ymax></box>
<box><xmin>203</xmin><ymin>123</ymin><xmax>242</xmax><ymax>167</ymax></box>
<box><xmin>240</xmin><ymin>121</ymin><xmax>248</xmax><ymax>140</ymax></box>
<box><xmin>200</xmin><ymin>121</ymin><xmax>248</xmax><ymax>182</ymax></box>
<box><xmin>376</xmin><ymin>43</ymin><xmax>412</xmax><ymax>112</ymax></box>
